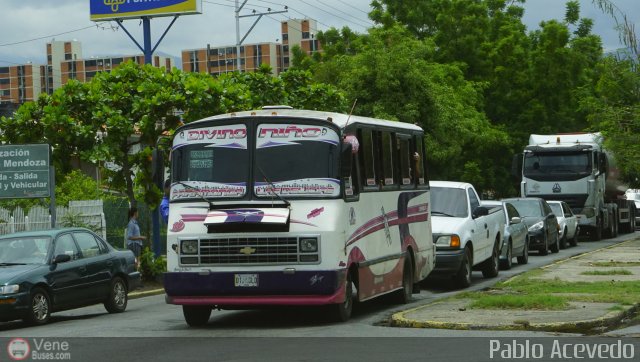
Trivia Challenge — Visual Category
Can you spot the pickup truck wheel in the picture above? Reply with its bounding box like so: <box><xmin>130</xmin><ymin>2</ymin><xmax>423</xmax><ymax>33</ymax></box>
<box><xmin>453</xmin><ymin>247</ymin><xmax>472</xmax><ymax>288</ymax></box>
<box><xmin>517</xmin><ymin>238</ymin><xmax>529</xmax><ymax>264</ymax></box>
<box><xmin>499</xmin><ymin>241</ymin><xmax>512</xmax><ymax>270</ymax></box>
<box><xmin>183</xmin><ymin>306</ymin><xmax>212</xmax><ymax>327</ymax></box>
<box><xmin>482</xmin><ymin>242</ymin><xmax>499</xmax><ymax>278</ymax></box>
<box><xmin>559</xmin><ymin>228</ymin><xmax>568</xmax><ymax>249</ymax></box>
<box><xmin>570</xmin><ymin>227</ymin><xmax>579</xmax><ymax>247</ymax></box>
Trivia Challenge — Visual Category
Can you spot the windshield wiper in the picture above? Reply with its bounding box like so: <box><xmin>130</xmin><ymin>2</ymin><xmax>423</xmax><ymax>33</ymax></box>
<box><xmin>0</xmin><ymin>262</ymin><xmax>27</xmax><ymax>266</ymax></box>
<box><xmin>431</xmin><ymin>210</ymin><xmax>456</xmax><ymax>217</ymax></box>
<box><xmin>256</xmin><ymin>165</ymin><xmax>291</xmax><ymax>207</ymax></box>
<box><xmin>174</xmin><ymin>181</ymin><xmax>216</xmax><ymax>209</ymax></box>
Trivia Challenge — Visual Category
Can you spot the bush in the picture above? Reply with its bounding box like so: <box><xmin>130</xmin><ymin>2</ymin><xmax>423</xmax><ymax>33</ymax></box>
<box><xmin>139</xmin><ymin>247</ymin><xmax>166</xmax><ymax>282</ymax></box>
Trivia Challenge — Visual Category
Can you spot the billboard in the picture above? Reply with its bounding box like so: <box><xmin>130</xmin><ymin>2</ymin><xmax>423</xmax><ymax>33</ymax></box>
<box><xmin>90</xmin><ymin>0</ymin><xmax>202</xmax><ymax>21</ymax></box>
<box><xmin>0</xmin><ymin>144</ymin><xmax>50</xmax><ymax>199</ymax></box>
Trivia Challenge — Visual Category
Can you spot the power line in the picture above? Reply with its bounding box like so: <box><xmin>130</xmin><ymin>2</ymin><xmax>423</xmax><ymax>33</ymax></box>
<box><xmin>316</xmin><ymin>0</ymin><xmax>372</xmax><ymax>27</ymax></box>
<box><xmin>202</xmin><ymin>0</ymin><xmax>235</xmax><ymax>8</ymax></box>
<box><xmin>296</xmin><ymin>0</ymin><xmax>368</xmax><ymax>30</ymax></box>
<box><xmin>335</xmin><ymin>0</ymin><xmax>371</xmax><ymax>16</ymax></box>
<box><xmin>0</xmin><ymin>25</ymin><xmax>99</xmax><ymax>47</ymax></box>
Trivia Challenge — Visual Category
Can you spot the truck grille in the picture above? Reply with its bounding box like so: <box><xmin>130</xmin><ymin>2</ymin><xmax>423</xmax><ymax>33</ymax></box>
<box><xmin>194</xmin><ymin>237</ymin><xmax>318</xmax><ymax>265</ymax></box>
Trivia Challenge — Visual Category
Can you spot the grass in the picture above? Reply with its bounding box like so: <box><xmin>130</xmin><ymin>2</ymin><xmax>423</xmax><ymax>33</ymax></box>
<box><xmin>589</xmin><ymin>261</ymin><xmax>640</xmax><ymax>267</ymax></box>
<box><xmin>468</xmin><ymin>294</ymin><xmax>569</xmax><ymax>310</ymax></box>
<box><xmin>580</xmin><ymin>269</ymin><xmax>633</xmax><ymax>276</ymax></box>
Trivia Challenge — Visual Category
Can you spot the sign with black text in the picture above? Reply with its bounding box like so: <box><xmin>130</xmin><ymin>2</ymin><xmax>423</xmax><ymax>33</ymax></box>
<box><xmin>0</xmin><ymin>144</ymin><xmax>50</xmax><ymax>199</ymax></box>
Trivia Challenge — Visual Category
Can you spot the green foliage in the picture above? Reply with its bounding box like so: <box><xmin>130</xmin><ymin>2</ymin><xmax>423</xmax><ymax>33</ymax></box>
<box><xmin>139</xmin><ymin>247</ymin><xmax>166</xmax><ymax>282</ymax></box>
<box><xmin>58</xmin><ymin>210</ymin><xmax>102</xmax><ymax>233</ymax></box>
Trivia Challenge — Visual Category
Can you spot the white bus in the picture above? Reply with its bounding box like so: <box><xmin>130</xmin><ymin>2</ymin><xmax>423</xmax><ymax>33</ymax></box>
<box><xmin>162</xmin><ymin>107</ymin><xmax>435</xmax><ymax>326</ymax></box>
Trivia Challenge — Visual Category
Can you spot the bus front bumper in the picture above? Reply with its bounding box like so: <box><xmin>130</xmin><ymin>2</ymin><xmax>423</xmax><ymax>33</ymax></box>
<box><xmin>163</xmin><ymin>270</ymin><xmax>346</xmax><ymax>306</ymax></box>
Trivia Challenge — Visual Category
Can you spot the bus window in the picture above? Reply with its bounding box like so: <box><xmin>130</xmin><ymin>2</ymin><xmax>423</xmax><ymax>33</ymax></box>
<box><xmin>398</xmin><ymin>136</ymin><xmax>412</xmax><ymax>186</ymax></box>
<box><xmin>359</xmin><ymin>129</ymin><xmax>377</xmax><ymax>188</ymax></box>
<box><xmin>415</xmin><ymin>136</ymin><xmax>427</xmax><ymax>185</ymax></box>
<box><xmin>381</xmin><ymin>132</ymin><xmax>395</xmax><ymax>186</ymax></box>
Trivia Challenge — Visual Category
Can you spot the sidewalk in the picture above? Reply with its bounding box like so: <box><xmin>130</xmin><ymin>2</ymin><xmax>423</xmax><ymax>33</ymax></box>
<box><xmin>391</xmin><ymin>238</ymin><xmax>640</xmax><ymax>334</ymax></box>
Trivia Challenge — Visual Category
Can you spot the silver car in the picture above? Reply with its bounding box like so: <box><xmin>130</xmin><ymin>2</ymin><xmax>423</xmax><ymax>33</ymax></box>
<box><xmin>548</xmin><ymin>201</ymin><xmax>579</xmax><ymax>249</ymax></box>
<box><xmin>483</xmin><ymin>200</ymin><xmax>529</xmax><ymax>269</ymax></box>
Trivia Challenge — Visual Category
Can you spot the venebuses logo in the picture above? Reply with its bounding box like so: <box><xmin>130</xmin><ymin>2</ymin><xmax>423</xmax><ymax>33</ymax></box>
<box><xmin>7</xmin><ymin>338</ymin><xmax>30</xmax><ymax>360</ymax></box>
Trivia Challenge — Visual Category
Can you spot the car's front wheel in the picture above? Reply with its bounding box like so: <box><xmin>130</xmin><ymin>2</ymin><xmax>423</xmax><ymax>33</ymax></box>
<box><xmin>24</xmin><ymin>287</ymin><xmax>51</xmax><ymax>325</ymax></box>
<box><xmin>104</xmin><ymin>277</ymin><xmax>128</xmax><ymax>313</ymax></box>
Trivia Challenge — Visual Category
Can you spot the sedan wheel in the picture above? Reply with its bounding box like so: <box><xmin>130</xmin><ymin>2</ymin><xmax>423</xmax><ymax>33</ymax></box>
<box><xmin>499</xmin><ymin>241</ymin><xmax>512</xmax><ymax>270</ymax></box>
<box><xmin>24</xmin><ymin>287</ymin><xmax>51</xmax><ymax>325</ymax></box>
<box><xmin>517</xmin><ymin>239</ymin><xmax>529</xmax><ymax>265</ymax></box>
<box><xmin>104</xmin><ymin>277</ymin><xmax>128</xmax><ymax>313</ymax></box>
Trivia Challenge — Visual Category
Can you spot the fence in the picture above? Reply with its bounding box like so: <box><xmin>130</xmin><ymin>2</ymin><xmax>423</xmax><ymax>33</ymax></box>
<box><xmin>0</xmin><ymin>200</ymin><xmax>106</xmax><ymax>240</ymax></box>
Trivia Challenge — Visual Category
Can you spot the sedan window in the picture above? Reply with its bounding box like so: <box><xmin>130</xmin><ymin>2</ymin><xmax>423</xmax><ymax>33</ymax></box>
<box><xmin>54</xmin><ymin>234</ymin><xmax>81</xmax><ymax>260</ymax></box>
<box><xmin>0</xmin><ymin>237</ymin><xmax>51</xmax><ymax>264</ymax></box>
<box><xmin>74</xmin><ymin>232</ymin><xmax>103</xmax><ymax>258</ymax></box>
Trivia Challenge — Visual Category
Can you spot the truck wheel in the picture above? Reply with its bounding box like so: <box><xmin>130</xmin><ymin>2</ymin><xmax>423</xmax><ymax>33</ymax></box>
<box><xmin>517</xmin><ymin>239</ymin><xmax>529</xmax><ymax>265</ymax></box>
<box><xmin>499</xmin><ymin>241</ymin><xmax>512</xmax><ymax>270</ymax></box>
<box><xmin>183</xmin><ymin>306</ymin><xmax>212</xmax><ymax>327</ymax></box>
<box><xmin>453</xmin><ymin>247</ymin><xmax>472</xmax><ymax>288</ymax></box>
<box><xmin>570</xmin><ymin>227</ymin><xmax>579</xmax><ymax>247</ymax></box>
<box><xmin>481</xmin><ymin>242</ymin><xmax>499</xmax><ymax>278</ymax></box>
<box><xmin>591</xmin><ymin>222</ymin><xmax>602</xmax><ymax>241</ymax></box>
<box><xmin>559</xmin><ymin>228</ymin><xmax>568</xmax><ymax>249</ymax></box>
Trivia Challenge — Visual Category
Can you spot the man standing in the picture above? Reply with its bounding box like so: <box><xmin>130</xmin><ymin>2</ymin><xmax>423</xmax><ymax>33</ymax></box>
<box><xmin>160</xmin><ymin>179</ymin><xmax>171</xmax><ymax>224</ymax></box>
<box><xmin>126</xmin><ymin>207</ymin><xmax>146</xmax><ymax>269</ymax></box>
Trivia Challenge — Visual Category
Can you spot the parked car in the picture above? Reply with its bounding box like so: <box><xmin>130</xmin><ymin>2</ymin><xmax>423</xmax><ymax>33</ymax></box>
<box><xmin>482</xmin><ymin>200</ymin><xmax>529</xmax><ymax>269</ymax></box>
<box><xmin>430</xmin><ymin>181</ymin><xmax>506</xmax><ymax>288</ymax></box>
<box><xmin>625</xmin><ymin>190</ymin><xmax>640</xmax><ymax>228</ymax></box>
<box><xmin>0</xmin><ymin>228</ymin><xmax>140</xmax><ymax>325</ymax></box>
<box><xmin>502</xmin><ymin>198</ymin><xmax>559</xmax><ymax>255</ymax></box>
<box><xmin>548</xmin><ymin>201</ymin><xmax>579</xmax><ymax>248</ymax></box>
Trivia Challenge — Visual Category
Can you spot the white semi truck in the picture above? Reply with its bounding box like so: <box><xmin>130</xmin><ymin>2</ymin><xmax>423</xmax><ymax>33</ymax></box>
<box><xmin>517</xmin><ymin>133</ymin><xmax>636</xmax><ymax>240</ymax></box>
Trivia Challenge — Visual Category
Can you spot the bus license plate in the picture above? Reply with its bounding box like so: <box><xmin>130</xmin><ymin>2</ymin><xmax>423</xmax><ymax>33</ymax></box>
<box><xmin>234</xmin><ymin>274</ymin><xmax>258</xmax><ymax>287</ymax></box>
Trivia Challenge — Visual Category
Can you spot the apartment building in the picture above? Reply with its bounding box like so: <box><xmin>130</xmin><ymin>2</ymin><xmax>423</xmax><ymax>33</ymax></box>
<box><xmin>1</xmin><ymin>40</ymin><xmax>174</xmax><ymax>106</ymax></box>
<box><xmin>182</xmin><ymin>18</ymin><xmax>320</xmax><ymax>76</ymax></box>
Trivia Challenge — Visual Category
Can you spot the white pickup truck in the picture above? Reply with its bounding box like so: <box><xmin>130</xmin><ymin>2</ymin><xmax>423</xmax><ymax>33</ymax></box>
<box><xmin>429</xmin><ymin>181</ymin><xmax>506</xmax><ymax>288</ymax></box>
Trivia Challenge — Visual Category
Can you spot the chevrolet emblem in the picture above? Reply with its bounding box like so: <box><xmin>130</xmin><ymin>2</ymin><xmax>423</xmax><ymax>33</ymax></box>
<box><xmin>239</xmin><ymin>246</ymin><xmax>256</xmax><ymax>255</ymax></box>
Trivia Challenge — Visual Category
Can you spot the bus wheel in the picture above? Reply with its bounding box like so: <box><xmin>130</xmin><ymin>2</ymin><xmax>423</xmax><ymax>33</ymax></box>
<box><xmin>332</xmin><ymin>272</ymin><xmax>354</xmax><ymax>322</ymax></box>
<box><xmin>394</xmin><ymin>258</ymin><xmax>413</xmax><ymax>304</ymax></box>
<box><xmin>183</xmin><ymin>305</ymin><xmax>211</xmax><ymax>327</ymax></box>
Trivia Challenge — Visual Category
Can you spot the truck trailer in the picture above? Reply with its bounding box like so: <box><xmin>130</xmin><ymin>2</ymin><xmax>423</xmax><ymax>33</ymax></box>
<box><xmin>516</xmin><ymin>133</ymin><xmax>636</xmax><ymax>240</ymax></box>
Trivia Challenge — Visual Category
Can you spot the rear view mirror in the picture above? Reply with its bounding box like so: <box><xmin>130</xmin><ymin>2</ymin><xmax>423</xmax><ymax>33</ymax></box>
<box><xmin>53</xmin><ymin>254</ymin><xmax>71</xmax><ymax>264</ymax></box>
<box><xmin>510</xmin><ymin>217</ymin><xmax>522</xmax><ymax>225</ymax></box>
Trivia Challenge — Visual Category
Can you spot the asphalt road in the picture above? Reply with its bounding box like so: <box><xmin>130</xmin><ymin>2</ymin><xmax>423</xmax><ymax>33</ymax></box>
<box><xmin>0</xmin><ymin>231</ymin><xmax>637</xmax><ymax>361</ymax></box>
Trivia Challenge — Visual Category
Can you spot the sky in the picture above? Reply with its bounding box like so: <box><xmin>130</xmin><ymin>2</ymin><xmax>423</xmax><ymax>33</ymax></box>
<box><xmin>0</xmin><ymin>0</ymin><xmax>638</xmax><ymax>68</ymax></box>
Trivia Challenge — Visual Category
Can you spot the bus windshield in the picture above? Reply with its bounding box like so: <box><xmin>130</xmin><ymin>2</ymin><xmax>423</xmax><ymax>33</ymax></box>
<box><xmin>171</xmin><ymin>124</ymin><xmax>249</xmax><ymax>199</ymax></box>
<box><xmin>254</xmin><ymin>123</ymin><xmax>340</xmax><ymax>198</ymax></box>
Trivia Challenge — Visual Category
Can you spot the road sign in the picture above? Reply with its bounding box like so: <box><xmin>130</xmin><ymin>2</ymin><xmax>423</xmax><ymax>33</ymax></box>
<box><xmin>0</xmin><ymin>144</ymin><xmax>50</xmax><ymax>199</ymax></box>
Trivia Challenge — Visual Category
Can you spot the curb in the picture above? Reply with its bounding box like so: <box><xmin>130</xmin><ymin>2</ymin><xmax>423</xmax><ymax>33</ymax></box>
<box><xmin>390</xmin><ymin>302</ymin><xmax>640</xmax><ymax>333</ymax></box>
<box><xmin>129</xmin><ymin>288</ymin><xmax>165</xmax><ymax>299</ymax></box>
<box><xmin>391</xmin><ymin>238</ymin><xmax>640</xmax><ymax>332</ymax></box>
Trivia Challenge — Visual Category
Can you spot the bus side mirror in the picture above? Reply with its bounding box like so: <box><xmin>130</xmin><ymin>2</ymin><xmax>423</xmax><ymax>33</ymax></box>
<box><xmin>341</xmin><ymin>143</ymin><xmax>353</xmax><ymax>176</ymax></box>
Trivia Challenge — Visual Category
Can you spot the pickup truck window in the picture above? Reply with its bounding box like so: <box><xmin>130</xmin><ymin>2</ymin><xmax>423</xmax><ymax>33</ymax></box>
<box><xmin>468</xmin><ymin>188</ymin><xmax>480</xmax><ymax>210</ymax></box>
<box><xmin>431</xmin><ymin>187</ymin><xmax>468</xmax><ymax>217</ymax></box>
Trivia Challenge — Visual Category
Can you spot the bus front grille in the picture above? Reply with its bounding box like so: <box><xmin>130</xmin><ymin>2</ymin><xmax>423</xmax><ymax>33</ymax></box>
<box><xmin>196</xmin><ymin>237</ymin><xmax>314</xmax><ymax>265</ymax></box>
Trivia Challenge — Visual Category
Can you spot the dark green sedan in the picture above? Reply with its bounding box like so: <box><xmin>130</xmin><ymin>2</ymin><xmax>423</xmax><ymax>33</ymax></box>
<box><xmin>0</xmin><ymin>228</ymin><xmax>140</xmax><ymax>325</ymax></box>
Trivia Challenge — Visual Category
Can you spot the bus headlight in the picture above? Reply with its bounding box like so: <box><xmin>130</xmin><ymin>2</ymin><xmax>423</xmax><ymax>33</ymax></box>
<box><xmin>181</xmin><ymin>240</ymin><xmax>198</xmax><ymax>255</ymax></box>
<box><xmin>300</xmin><ymin>238</ymin><xmax>318</xmax><ymax>253</ymax></box>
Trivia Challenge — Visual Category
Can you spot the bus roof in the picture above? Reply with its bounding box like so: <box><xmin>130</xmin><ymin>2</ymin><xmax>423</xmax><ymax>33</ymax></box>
<box><xmin>184</xmin><ymin>108</ymin><xmax>424</xmax><ymax>133</ymax></box>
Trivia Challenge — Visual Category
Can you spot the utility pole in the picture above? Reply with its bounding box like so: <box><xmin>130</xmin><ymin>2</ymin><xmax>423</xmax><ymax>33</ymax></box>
<box><xmin>235</xmin><ymin>0</ymin><xmax>287</xmax><ymax>72</ymax></box>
